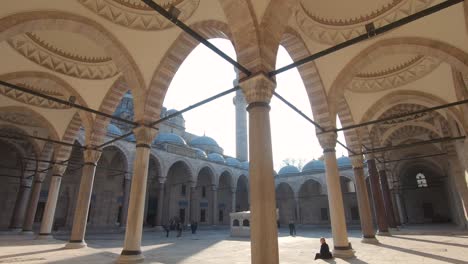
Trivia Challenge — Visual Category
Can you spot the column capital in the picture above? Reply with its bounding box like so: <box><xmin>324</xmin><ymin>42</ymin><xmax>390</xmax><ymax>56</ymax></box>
<box><xmin>317</xmin><ymin>132</ymin><xmax>337</xmax><ymax>152</ymax></box>
<box><xmin>350</xmin><ymin>155</ymin><xmax>364</xmax><ymax>169</ymax></box>
<box><xmin>132</xmin><ymin>126</ymin><xmax>158</xmax><ymax>148</ymax></box>
<box><xmin>376</xmin><ymin>162</ymin><xmax>387</xmax><ymax>172</ymax></box>
<box><xmin>83</xmin><ymin>148</ymin><xmax>102</xmax><ymax>164</ymax></box>
<box><xmin>364</xmin><ymin>153</ymin><xmax>375</xmax><ymax>161</ymax></box>
<box><xmin>238</xmin><ymin>72</ymin><xmax>276</xmax><ymax>105</ymax></box>
<box><xmin>20</xmin><ymin>178</ymin><xmax>33</xmax><ymax>187</ymax></box>
<box><xmin>52</xmin><ymin>163</ymin><xmax>67</xmax><ymax>176</ymax></box>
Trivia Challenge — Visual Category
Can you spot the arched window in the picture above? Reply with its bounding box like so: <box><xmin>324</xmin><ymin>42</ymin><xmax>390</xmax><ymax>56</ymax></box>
<box><xmin>416</xmin><ymin>173</ymin><xmax>428</xmax><ymax>188</ymax></box>
<box><xmin>233</xmin><ymin>219</ymin><xmax>239</xmax><ymax>226</ymax></box>
<box><xmin>243</xmin><ymin>219</ymin><xmax>250</xmax><ymax>227</ymax></box>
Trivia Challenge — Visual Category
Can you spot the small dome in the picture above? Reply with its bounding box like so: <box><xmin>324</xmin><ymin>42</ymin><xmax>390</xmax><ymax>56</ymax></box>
<box><xmin>226</xmin><ymin>157</ymin><xmax>241</xmax><ymax>167</ymax></box>
<box><xmin>190</xmin><ymin>136</ymin><xmax>219</xmax><ymax>147</ymax></box>
<box><xmin>107</xmin><ymin>124</ymin><xmax>122</xmax><ymax>136</ymax></box>
<box><xmin>166</xmin><ymin>109</ymin><xmax>184</xmax><ymax>119</ymax></box>
<box><xmin>278</xmin><ymin>165</ymin><xmax>300</xmax><ymax>175</ymax></box>
<box><xmin>337</xmin><ymin>156</ymin><xmax>351</xmax><ymax>168</ymax></box>
<box><xmin>302</xmin><ymin>160</ymin><xmax>325</xmax><ymax>173</ymax></box>
<box><xmin>207</xmin><ymin>153</ymin><xmax>225</xmax><ymax>163</ymax></box>
<box><xmin>125</xmin><ymin>134</ymin><xmax>136</xmax><ymax>142</ymax></box>
<box><xmin>154</xmin><ymin>133</ymin><xmax>186</xmax><ymax>146</ymax></box>
<box><xmin>240</xmin><ymin>161</ymin><xmax>249</xmax><ymax>170</ymax></box>
<box><xmin>192</xmin><ymin>148</ymin><xmax>207</xmax><ymax>159</ymax></box>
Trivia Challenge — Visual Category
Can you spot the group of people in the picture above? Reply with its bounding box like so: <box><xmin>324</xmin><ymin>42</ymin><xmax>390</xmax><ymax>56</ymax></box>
<box><xmin>162</xmin><ymin>218</ymin><xmax>198</xmax><ymax>238</ymax></box>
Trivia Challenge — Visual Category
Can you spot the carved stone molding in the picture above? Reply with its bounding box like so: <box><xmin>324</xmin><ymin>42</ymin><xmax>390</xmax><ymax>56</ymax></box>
<box><xmin>78</xmin><ymin>0</ymin><xmax>200</xmax><ymax>31</ymax></box>
<box><xmin>348</xmin><ymin>56</ymin><xmax>441</xmax><ymax>92</ymax></box>
<box><xmin>8</xmin><ymin>34</ymin><xmax>119</xmax><ymax>80</ymax></box>
<box><xmin>350</xmin><ymin>155</ymin><xmax>364</xmax><ymax>169</ymax></box>
<box><xmin>296</xmin><ymin>0</ymin><xmax>434</xmax><ymax>45</ymax></box>
<box><xmin>317</xmin><ymin>132</ymin><xmax>337</xmax><ymax>152</ymax></box>
<box><xmin>83</xmin><ymin>149</ymin><xmax>102</xmax><ymax>164</ymax></box>
<box><xmin>239</xmin><ymin>73</ymin><xmax>276</xmax><ymax>105</ymax></box>
<box><xmin>0</xmin><ymin>111</ymin><xmax>44</xmax><ymax>128</ymax></box>
<box><xmin>133</xmin><ymin>126</ymin><xmax>158</xmax><ymax>145</ymax></box>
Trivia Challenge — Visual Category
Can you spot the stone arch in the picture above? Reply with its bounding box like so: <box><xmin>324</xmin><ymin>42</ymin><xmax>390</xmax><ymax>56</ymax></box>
<box><xmin>0</xmin><ymin>71</ymin><xmax>93</xmax><ymax>135</ymax></box>
<box><xmin>235</xmin><ymin>174</ymin><xmax>249</xmax><ymax>212</ymax></box>
<box><xmin>298</xmin><ymin>179</ymin><xmax>328</xmax><ymax>224</ymax></box>
<box><xmin>194</xmin><ymin>166</ymin><xmax>216</xmax><ymax>224</ymax></box>
<box><xmin>143</xmin><ymin>20</ymin><xmax>233</xmax><ymax>121</ymax></box>
<box><xmin>381</xmin><ymin>124</ymin><xmax>442</xmax><ymax>146</ymax></box>
<box><xmin>329</xmin><ymin>37</ymin><xmax>468</xmax><ymax>123</ymax></box>
<box><xmin>164</xmin><ymin>158</ymin><xmax>195</xmax><ymax>182</ymax></box>
<box><xmin>218</xmin><ymin>170</ymin><xmax>233</xmax><ymax>224</ymax></box>
<box><xmin>91</xmin><ymin>76</ymin><xmax>130</xmax><ymax>146</ymax></box>
<box><xmin>218</xmin><ymin>0</ymin><xmax>298</xmax><ymax>74</ymax></box>
<box><xmin>0</xmin><ymin>123</ymin><xmax>40</xmax><ymax>160</ymax></box>
<box><xmin>280</xmin><ymin>27</ymin><xmax>333</xmax><ymax>129</ymax></box>
<box><xmin>275</xmin><ymin>182</ymin><xmax>296</xmax><ymax>224</ymax></box>
<box><xmin>54</xmin><ymin>112</ymin><xmax>82</xmax><ymax>162</ymax></box>
<box><xmin>196</xmin><ymin>164</ymin><xmax>217</xmax><ymax>186</ymax></box>
<box><xmin>0</xmin><ymin>11</ymin><xmax>146</xmax><ymax>120</ymax></box>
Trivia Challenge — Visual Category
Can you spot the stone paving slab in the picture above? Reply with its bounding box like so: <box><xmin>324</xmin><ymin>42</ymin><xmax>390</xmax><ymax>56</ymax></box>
<box><xmin>0</xmin><ymin>228</ymin><xmax>467</xmax><ymax>263</ymax></box>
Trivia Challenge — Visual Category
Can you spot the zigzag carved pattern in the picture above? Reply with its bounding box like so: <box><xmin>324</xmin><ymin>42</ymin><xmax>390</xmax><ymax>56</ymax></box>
<box><xmin>296</xmin><ymin>0</ymin><xmax>434</xmax><ymax>45</ymax></box>
<box><xmin>8</xmin><ymin>34</ymin><xmax>119</xmax><ymax>80</ymax></box>
<box><xmin>0</xmin><ymin>83</ymin><xmax>72</xmax><ymax>109</ymax></box>
<box><xmin>78</xmin><ymin>0</ymin><xmax>199</xmax><ymax>31</ymax></box>
<box><xmin>348</xmin><ymin>56</ymin><xmax>440</xmax><ymax>92</ymax></box>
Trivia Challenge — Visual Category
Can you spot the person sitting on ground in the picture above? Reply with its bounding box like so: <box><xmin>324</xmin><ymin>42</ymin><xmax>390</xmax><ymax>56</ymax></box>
<box><xmin>314</xmin><ymin>237</ymin><xmax>333</xmax><ymax>260</ymax></box>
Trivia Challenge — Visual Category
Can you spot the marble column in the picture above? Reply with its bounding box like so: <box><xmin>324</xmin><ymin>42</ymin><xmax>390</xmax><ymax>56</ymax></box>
<box><xmin>118</xmin><ymin>127</ymin><xmax>157</xmax><ymax>264</ymax></box>
<box><xmin>23</xmin><ymin>178</ymin><xmax>43</xmax><ymax>233</ymax></box>
<box><xmin>394</xmin><ymin>192</ymin><xmax>405</xmax><ymax>225</ymax></box>
<box><xmin>212</xmin><ymin>185</ymin><xmax>218</xmax><ymax>225</ymax></box>
<box><xmin>366</xmin><ymin>158</ymin><xmax>389</xmax><ymax>235</ymax></box>
<box><xmin>377</xmin><ymin>165</ymin><xmax>397</xmax><ymax>228</ymax></box>
<box><xmin>65</xmin><ymin>149</ymin><xmax>102</xmax><ymax>249</ymax></box>
<box><xmin>155</xmin><ymin>181</ymin><xmax>165</xmax><ymax>227</ymax></box>
<box><xmin>9</xmin><ymin>178</ymin><xmax>33</xmax><ymax>231</ymax></box>
<box><xmin>350</xmin><ymin>155</ymin><xmax>378</xmax><ymax>244</ymax></box>
<box><xmin>240</xmin><ymin>74</ymin><xmax>279</xmax><ymax>264</ymax></box>
<box><xmin>317</xmin><ymin>132</ymin><xmax>354</xmax><ymax>258</ymax></box>
<box><xmin>121</xmin><ymin>177</ymin><xmax>131</xmax><ymax>227</ymax></box>
<box><xmin>231</xmin><ymin>188</ymin><xmax>236</xmax><ymax>213</ymax></box>
<box><xmin>38</xmin><ymin>164</ymin><xmax>66</xmax><ymax>239</ymax></box>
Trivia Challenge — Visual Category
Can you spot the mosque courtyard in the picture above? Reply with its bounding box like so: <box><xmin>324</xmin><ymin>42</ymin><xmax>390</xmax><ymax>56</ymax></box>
<box><xmin>0</xmin><ymin>225</ymin><xmax>467</xmax><ymax>264</ymax></box>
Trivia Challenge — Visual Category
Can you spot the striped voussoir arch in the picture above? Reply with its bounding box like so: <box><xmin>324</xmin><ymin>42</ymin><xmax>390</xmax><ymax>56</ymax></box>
<box><xmin>54</xmin><ymin>112</ymin><xmax>82</xmax><ymax>167</ymax></box>
<box><xmin>142</xmin><ymin>20</ymin><xmax>233</xmax><ymax>122</ymax></box>
<box><xmin>336</xmin><ymin>96</ymin><xmax>362</xmax><ymax>154</ymax></box>
<box><xmin>280</xmin><ymin>28</ymin><xmax>334</xmax><ymax>130</ymax></box>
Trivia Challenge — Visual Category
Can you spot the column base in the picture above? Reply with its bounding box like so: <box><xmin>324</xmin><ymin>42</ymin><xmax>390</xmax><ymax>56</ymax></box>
<box><xmin>117</xmin><ymin>251</ymin><xmax>144</xmax><ymax>264</ymax></box>
<box><xmin>361</xmin><ymin>236</ymin><xmax>379</xmax><ymax>244</ymax></box>
<box><xmin>389</xmin><ymin>227</ymin><xmax>399</xmax><ymax>232</ymax></box>
<box><xmin>8</xmin><ymin>228</ymin><xmax>22</xmax><ymax>233</ymax></box>
<box><xmin>377</xmin><ymin>230</ymin><xmax>391</xmax><ymax>236</ymax></box>
<box><xmin>332</xmin><ymin>247</ymin><xmax>355</xmax><ymax>259</ymax></box>
<box><xmin>65</xmin><ymin>240</ymin><xmax>87</xmax><ymax>249</ymax></box>
<box><xmin>36</xmin><ymin>234</ymin><xmax>54</xmax><ymax>240</ymax></box>
<box><xmin>22</xmin><ymin>230</ymin><xmax>35</xmax><ymax>235</ymax></box>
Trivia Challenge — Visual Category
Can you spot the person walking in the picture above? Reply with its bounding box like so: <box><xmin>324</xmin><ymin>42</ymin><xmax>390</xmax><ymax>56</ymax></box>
<box><xmin>288</xmin><ymin>220</ymin><xmax>296</xmax><ymax>236</ymax></box>
<box><xmin>163</xmin><ymin>223</ymin><xmax>170</xmax><ymax>237</ymax></box>
<box><xmin>176</xmin><ymin>221</ymin><xmax>183</xmax><ymax>237</ymax></box>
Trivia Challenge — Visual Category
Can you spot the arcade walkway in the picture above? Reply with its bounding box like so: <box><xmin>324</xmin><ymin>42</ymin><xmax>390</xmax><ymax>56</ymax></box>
<box><xmin>0</xmin><ymin>226</ymin><xmax>467</xmax><ymax>263</ymax></box>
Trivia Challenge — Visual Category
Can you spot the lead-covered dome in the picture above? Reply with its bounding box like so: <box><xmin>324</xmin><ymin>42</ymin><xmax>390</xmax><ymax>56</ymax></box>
<box><xmin>207</xmin><ymin>153</ymin><xmax>225</xmax><ymax>163</ymax></box>
<box><xmin>189</xmin><ymin>135</ymin><xmax>223</xmax><ymax>154</ymax></box>
<box><xmin>107</xmin><ymin>124</ymin><xmax>122</xmax><ymax>136</ymax></box>
<box><xmin>278</xmin><ymin>165</ymin><xmax>300</xmax><ymax>175</ymax></box>
<box><xmin>164</xmin><ymin>109</ymin><xmax>185</xmax><ymax>129</ymax></box>
<box><xmin>240</xmin><ymin>161</ymin><xmax>249</xmax><ymax>170</ymax></box>
<box><xmin>192</xmin><ymin>147</ymin><xmax>207</xmax><ymax>159</ymax></box>
<box><xmin>154</xmin><ymin>133</ymin><xmax>186</xmax><ymax>146</ymax></box>
<box><xmin>302</xmin><ymin>160</ymin><xmax>325</xmax><ymax>173</ymax></box>
<box><xmin>226</xmin><ymin>157</ymin><xmax>241</xmax><ymax>167</ymax></box>
<box><xmin>337</xmin><ymin>156</ymin><xmax>352</xmax><ymax>168</ymax></box>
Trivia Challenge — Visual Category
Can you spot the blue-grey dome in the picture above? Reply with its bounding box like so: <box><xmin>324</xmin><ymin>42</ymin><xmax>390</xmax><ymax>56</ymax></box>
<box><xmin>154</xmin><ymin>133</ymin><xmax>186</xmax><ymax>146</ymax></box>
<box><xmin>190</xmin><ymin>136</ymin><xmax>219</xmax><ymax>147</ymax></box>
<box><xmin>302</xmin><ymin>160</ymin><xmax>325</xmax><ymax>173</ymax></box>
<box><xmin>226</xmin><ymin>157</ymin><xmax>240</xmax><ymax>167</ymax></box>
<box><xmin>166</xmin><ymin>109</ymin><xmax>184</xmax><ymax>119</ymax></box>
<box><xmin>192</xmin><ymin>148</ymin><xmax>207</xmax><ymax>159</ymax></box>
<box><xmin>278</xmin><ymin>165</ymin><xmax>300</xmax><ymax>175</ymax></box>
<box><xmin>240</xmin><ymin>161</ymin><xmax>249</xmax><ymax>170</ymax></box>
<box><xmin>125</xmin><ymin>134</ymin><xmax>136</xmax><ymax>142</ymax></box>
<box><xmin>337</xmin><ymin>156</ymin><xmax>351</xmax><ymax>168</ymax></box>
<box><xmin>207</xmin><ymin>153</ymin><xmax>225</xmax><ymax>163</ymax></box>
<box><xmin>107</xmin><ymin>124</ymin><xmax>122</xmax><ymax>136</ymax></box>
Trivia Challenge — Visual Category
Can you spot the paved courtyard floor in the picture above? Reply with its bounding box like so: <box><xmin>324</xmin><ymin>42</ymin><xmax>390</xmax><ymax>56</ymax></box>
<box><xmin>0</xmin><ymin>226</ymin><xmax>467</xmax><ymax>263</ymax></box>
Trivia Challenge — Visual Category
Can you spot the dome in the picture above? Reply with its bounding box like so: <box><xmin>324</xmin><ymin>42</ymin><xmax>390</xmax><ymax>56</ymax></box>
<box><xmin>207</xmin><ymin>153</ymin><xmax>225</xmax><ymax>163</ymax></box>
<box><xmin>226</xmin><ymin>157</ymin><xmax>241</xmax><ymax>167</ymax></box>
<box><xmin>107</xmin><ymin>124</ymin><xmax>122</xmax><ymax>136</ymax></box>
<box><xmin>190</xmin><ymin>136</ymin><xmax>219</xmax><ymax>147</ymax></box>
<box><xmin>192</xmin><ymin>148</ymin><xmax>207</xmax><ymax>159</ymax></box>
<box><xmin>166</xmin><ymin>109</ymin><xmax>184</xmax><ymax>120</ymax></box>
<box><xmin>240</xmin><ymin>161</ymin><xmax>249</xmax><ymax>170</ymax></box>
<box><xmin>278</xmin><ymin>165</ymin><xmax>300</xmax><ymax>175</ymax></box>
<box><xmin>302</xmin><ymin>160</ymin><xmax>325</xmax><ymax>173</ymax></box>
<box><xmin>154</xmin><ymin>133</ymin><xmax>186</xmax><ymax>146</ymax></box>
<box><xmin>337</xmin><ymin>156</ymin><xmax>352</xmax><ymax>168</ymax></box>
<box><xmin>164</xmin><ymin>109</ymin><xmax>185</xmax><ymax>129</ymax></box>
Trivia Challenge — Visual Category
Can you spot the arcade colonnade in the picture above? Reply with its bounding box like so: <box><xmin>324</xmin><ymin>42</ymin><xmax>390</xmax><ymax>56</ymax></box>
<box><xmin>0</xmin><ymin>1</ymin><xmax>468</xmax><ymax>264</ymax></box>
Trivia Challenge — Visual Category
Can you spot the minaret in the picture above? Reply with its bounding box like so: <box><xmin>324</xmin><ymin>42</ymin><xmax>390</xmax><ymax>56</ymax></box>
<box><xmin>233</xmin><ymin>76</ymin><xmax>248</xmax><ymax>161</ymax></box>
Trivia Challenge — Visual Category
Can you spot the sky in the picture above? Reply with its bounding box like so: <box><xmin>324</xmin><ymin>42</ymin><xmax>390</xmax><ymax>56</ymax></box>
<box><xmin>163</xmin><ymin>39</ymin><xmax>347</xmax><ymax>172</ymax></box>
